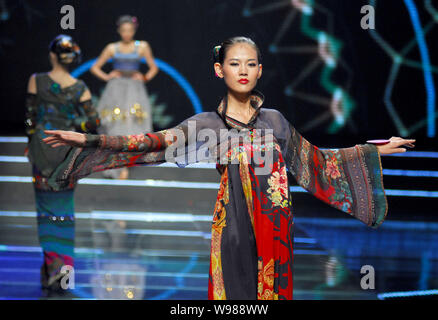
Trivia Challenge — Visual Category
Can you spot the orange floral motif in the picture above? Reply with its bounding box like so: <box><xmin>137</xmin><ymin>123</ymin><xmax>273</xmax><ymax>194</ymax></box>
<box><xmin>257</xmin><ymin>258</ymin><xmax>276</xmax><ymax>300</ymax></box>
<box><xmin>127</xmin><ymin>134</ymin><xmax>146</xmax><ymax>151</ymax></box>
<box><xmin>263</xmin><ymin>258</ymin><xmax>275</xmax><ymax>289</ymax></box>
<box><xmin>213</xmin><ymin>169</ymin><xmax>229</xmax><ymax>222</ymax></box>
<box><xmin>266</xmin><ymin>164</ymin><xmax>289</xmax><ymax>208</ymax></box>
<box><xmin>258</xmin><ymin>260</ymin><xmax>263</xmax><ymax>295</ymax></box>
<box><xmin>325</xmin><ymin>158</ymin><xmax>341</xmax><ymax>179</ymax></box>
<box><xmin>209</xmin><ymin>167</ymin><xmax>229</xmax><ymax>300</ymax></box>
<box><xmin>261</xmin><ymin>289</ymin><xmax>274</xmax><ymax>300</ymax></box>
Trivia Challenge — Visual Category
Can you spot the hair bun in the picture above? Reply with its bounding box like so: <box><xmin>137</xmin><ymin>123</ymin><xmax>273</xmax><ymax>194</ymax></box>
<box><xmin>49</xmin><ymin>34</ymin><xmax>81</xmax><ymax>66</ymax></box>
<box><xmin>117</xmin><ymin>14</ymin><xmax>139</xmax><ymax>28</ymax></box>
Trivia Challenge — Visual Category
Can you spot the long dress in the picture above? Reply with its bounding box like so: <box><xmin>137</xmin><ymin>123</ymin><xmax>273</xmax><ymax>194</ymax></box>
<box><xmin>25</xmin><ymin>72</ymin><xmax>100</xmax><ymax>290</ymax></box>
<box><xmin>46</xmin><ymin>89</ymin><xmax>387</xmax><ymax>300</ymax></box>
<box><xmin>96</xmin><ymin>40</ymin><xmax>153</xmax><ymax>178</ymax></box>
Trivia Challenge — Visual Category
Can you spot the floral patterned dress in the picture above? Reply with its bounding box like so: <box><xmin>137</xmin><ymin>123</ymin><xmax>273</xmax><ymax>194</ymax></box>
<box><xmin>25</xmin><ymin>72</ymin><xmax>100</xmax><ymax>290</ymax></box>
<box><xmin>47</xmin><ymin>90</ymin><xmax>387</xmax><ymax>300</ymax></box>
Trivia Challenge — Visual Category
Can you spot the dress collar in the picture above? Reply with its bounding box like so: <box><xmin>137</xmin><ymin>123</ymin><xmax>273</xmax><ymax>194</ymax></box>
<box><xmin>216</xmin><ymin>89</ymin><xmax>265</xmax><ymax>129</ymax></box>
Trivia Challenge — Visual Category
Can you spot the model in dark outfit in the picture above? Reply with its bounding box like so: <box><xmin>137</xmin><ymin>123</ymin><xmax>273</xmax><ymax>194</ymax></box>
<box><xmin>25</xmin><ymin>35</ymin><xmax>100</xmax><ymax>293</ymax></box>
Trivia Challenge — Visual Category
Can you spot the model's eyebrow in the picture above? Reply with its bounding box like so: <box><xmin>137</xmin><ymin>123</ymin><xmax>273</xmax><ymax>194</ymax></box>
<box><xmin>227</xmin><ymin>58</ymin><xmax>257</xmax><ymax>62</ymax></box>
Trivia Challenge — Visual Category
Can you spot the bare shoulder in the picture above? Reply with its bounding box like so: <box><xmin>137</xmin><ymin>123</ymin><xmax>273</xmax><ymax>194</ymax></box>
<box><xmin>139</xmin><ymin>40</ymin><xmax>152</xmax><ymax>53</ymax></box>
<box><xmin>79</xmin><ymin>87</ymin><xmax>92</xmax><ymax>102</ymax></box>
<box><xmin>104</xmin><ymin>42</ymin><xmax>116</xmax><ymax>55</ymax></box>
<box><xmin>139</xmin><ymin>40</ymin><xmax>150</xmax><ymax>48</ymax></box>
<box><xmin>27</xmin><ymin>73</ymin><xmax>37</xmax><ymax>93</ymax></box>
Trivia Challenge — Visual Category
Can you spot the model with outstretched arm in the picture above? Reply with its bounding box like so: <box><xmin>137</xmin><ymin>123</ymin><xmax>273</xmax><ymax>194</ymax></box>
<box><xmin>43</xmin><ymin>36</ymin><xmax>415</xmax><ymax>300</ymax></box>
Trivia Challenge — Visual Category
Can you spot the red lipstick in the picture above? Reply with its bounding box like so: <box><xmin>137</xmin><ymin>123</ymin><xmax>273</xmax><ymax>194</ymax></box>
<box><xmin>238</xmin><ymin>79</ymin><xmax>249</xmax><ymax>84</ymax></box>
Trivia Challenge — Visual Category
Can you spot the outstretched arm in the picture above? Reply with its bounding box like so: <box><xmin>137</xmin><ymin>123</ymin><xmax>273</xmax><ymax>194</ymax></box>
<box><xmin>277</xmin><ymin>110</ymin><xmax>414</xmax><ymax>229</ymax></box>
<box><xmin>375</xmin><ymin>137</ymin><xmax>415</xmax><ymax>154</ymax></box>
<box><xmin>42</xmin><ymin>113</ymin><xmax>202</xmax><ymax>191</ymax></box>
<box><xmin>42</xmin><ymin>128</ymin><xmax>179</xmax><ymax>152</ymax></box>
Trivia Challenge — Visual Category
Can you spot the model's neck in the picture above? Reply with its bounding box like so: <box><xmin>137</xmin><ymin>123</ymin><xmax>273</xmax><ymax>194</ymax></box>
<box><xmin>226</xmin><ymin>90</ymin><xmax>252</xmax><ymax>113</ymax></box>
<box><xmin>50</xmin><ymin>64</ymin><xmax>69</xmax><ymax>75</ymax></box>
<box><xmin>121</xmin><ymin>39</ymin><xmax>134</xmax><ymax>45</ymax></box>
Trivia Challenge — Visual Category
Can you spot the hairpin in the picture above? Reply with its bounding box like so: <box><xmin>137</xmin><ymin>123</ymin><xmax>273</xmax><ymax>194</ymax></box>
<box><xmin>132</xmin><ymin>16</ymin><xmax>138</xmax><ymax>26</ymax></box>
<box><xmin>213</xmin><ymin>45</ymin><xmax>221</xmax><ymax>57</ymax></box>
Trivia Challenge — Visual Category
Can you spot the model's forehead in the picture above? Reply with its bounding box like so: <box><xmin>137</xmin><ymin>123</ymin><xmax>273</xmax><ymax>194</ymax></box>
<box><xmin>119</xmin><ymin>23</ymin><xmax>135</xmax><ymax>29</ymax></box>
<box><xmin>226</xmin><ymin>43</ymin><xmax>257</xmax><ymax>60</ymax></box>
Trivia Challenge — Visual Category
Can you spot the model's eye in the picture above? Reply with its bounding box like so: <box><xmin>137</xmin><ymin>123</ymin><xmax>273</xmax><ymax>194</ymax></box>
<box><xmin>248</xmin><ymin>63</ymin><xmax>257</xmax><ymax>67</ymax></box>
<box><xmin>230</xmin><ymin>62</ymin><xmax>239</xmax><ymax>66</ymax></box>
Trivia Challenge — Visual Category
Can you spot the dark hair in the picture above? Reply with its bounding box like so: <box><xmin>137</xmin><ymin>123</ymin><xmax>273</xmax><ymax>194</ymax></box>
<box><xmin>213</xmin><ymin>36</ymin><xmax>262</xmax><ymax>64</ymax></box>
<box><xmin>49</xmin><ymin>34</ymin><xmax>81</xmax><ymax>67</ymax></box>
<box><xmin>116</xmin><ymin>15</ymin><xmax>139</xmax><ymax>28</ymax></box>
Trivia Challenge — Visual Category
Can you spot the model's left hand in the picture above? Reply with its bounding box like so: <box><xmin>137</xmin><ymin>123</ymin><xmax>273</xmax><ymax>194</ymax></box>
<box><xmin>43</xmin><ymin>130</ymin><xmax>86</xmax><ymax>148</ymax></box>
<box><xmin>376</xmin><ymin>136</ymin><xmax>416</xmax><ymax>154</ymax></box>
<box><xmin>131</xmin><ymin>72</ymin><xmax>145</xmax><ymax>82</ymax></box>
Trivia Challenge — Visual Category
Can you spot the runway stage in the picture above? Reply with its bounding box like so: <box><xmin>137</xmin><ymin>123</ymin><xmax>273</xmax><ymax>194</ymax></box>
<box><xmin>0</xmin><ymin>137</ymin><xmax>437</xmax><ymax>300</ymax></box>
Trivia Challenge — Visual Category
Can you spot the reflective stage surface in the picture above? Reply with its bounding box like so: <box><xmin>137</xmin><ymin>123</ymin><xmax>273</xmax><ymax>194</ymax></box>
<box><xmin>0</xmin><ymin>137</ymin><xmax>437</xmax><ymax>300</ymax></box>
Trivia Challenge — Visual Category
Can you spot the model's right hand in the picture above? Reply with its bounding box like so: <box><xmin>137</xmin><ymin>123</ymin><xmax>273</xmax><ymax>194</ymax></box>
<box><xmin>107</xmin><ymin>70</ymin><xmax>122</xmax><ymax>81</ymax></box>
<box><xmin>43</xmin><ymin>130</ymin><xmax>86</xmax><ymax>148</ymax></box>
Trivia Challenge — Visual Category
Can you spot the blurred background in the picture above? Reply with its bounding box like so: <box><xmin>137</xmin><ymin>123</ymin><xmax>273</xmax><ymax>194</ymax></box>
<box><xmin>0</xmin><ymin>0</ymin><xmax>437</xmax><ymax>300</ymax></box>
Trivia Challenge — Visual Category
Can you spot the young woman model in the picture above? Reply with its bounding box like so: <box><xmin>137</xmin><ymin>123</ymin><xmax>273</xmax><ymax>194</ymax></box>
<box><xmin>25</xmin><ymin>34</ymin><xmax>100</xmax><ymax>295</ymax></box>
<box><xmin>91</xmin><ymin>14</ymin><xmax>159</xmax><ymax>179</ymax></box>
<box><xmin>42</xmin><ymin>37</ymin><xmax>415</xmax><ymax>300</ymax></box>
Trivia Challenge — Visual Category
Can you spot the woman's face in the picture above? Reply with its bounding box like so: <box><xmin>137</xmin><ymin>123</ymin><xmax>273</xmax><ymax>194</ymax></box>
<box><xmin>118</xmin><ymin>22</ymin><xmax>136</xmax><ymax>42</ymax></box>
<box><xmin>214</xmin><ymin>43</ymin><xmax>262</xmax><ymax>94</ymax></box>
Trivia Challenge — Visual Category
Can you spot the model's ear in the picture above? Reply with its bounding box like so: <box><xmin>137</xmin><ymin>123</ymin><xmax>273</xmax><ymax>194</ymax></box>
<box><xmin>214</xmin><ymin>62</ymin><xmax>224</xmax><ymax>78</ymax></box>
<box><xmin>257</xmin><ymin>64</ymin><xmax>263</xmax><ymax>79</ymax></box>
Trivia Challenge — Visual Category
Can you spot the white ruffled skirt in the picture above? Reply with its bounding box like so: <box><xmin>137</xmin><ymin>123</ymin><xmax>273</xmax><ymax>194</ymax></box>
<box><xmin>96</xmin><ymin>77</ymin><xmax>153</xmax><ymax>178</ymax></box>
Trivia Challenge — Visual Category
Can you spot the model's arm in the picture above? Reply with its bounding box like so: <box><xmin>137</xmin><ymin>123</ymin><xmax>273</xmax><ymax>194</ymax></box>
<box><xmin>72</xmin><ymin>88</ymin><xmax>101</xmax><ymax>133</ymax></box>
<box><xmin>82</xmin><ymin>131</ymin><xmax>170</xmax><ymax>152</ymax></box>
<box><xmin>141</xmin><ymin>41</ymin><xmax>159</xmax><ymax>82</ymax></box>
<box><xmin>43</xmin><ymin>112</ymin><xmax>210</xmax><ymax>191</ymax></box>
<box><xmin>90</xmin><ymin>44</ymin><xmax>117</xmax><ymax>82</ymax></box>
<box><xmin>43</xmin><ymin>115</ymin><xmax>196</xmax><ymax>191</ymax></box>
<box><xmin>278</xmin><ymin>110</ymin><xmax>414</xmax><ymax>229</ymax></box>
<box><xmin>375</xmin><ymin>137</ymin><xmax>415</xmax><ymax>154</ymax></box>
<box><xmin>24</xmin><ymin>73</ymin><xmax>37</xmax><ymax>138</ymax></box>
<box><xmin>42</xmin><ymin>124</ymin><xmax>183</xmax><ymax>153</ymax></box>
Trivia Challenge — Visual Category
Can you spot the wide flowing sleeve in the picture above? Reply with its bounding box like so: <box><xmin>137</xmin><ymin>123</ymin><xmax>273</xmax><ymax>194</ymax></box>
<box><xmin>278</xmin><ymin>111</ymin><xmax>388</xmax><ymax>229</ymax></box>
<box><xmin>47</xmin><ymin>112</ymin><xmax>208</xmax><ymax>191</ymax></box>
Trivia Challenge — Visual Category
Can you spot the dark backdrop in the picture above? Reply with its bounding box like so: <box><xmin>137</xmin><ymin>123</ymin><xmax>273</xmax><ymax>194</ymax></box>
<box><xmin>0</xmin><ymin>0</ymin><xmax>436</xmax><ymax>148</ymax></box>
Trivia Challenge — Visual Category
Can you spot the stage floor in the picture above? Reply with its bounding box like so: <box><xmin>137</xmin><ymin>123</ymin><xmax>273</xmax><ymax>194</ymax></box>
<box><xmin>0</xmin><ymin>137</ymin><xmax>437</xmax><ymax>300</ymax></box>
